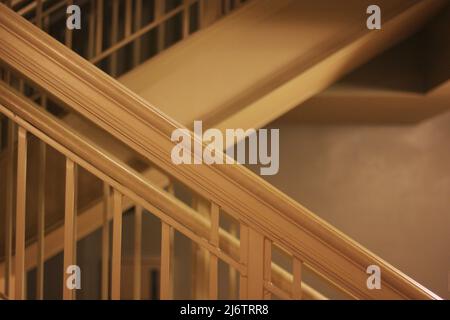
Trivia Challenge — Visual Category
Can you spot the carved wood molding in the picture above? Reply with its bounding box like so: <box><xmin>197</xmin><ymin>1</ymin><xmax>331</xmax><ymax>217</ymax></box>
<box><xmin>0</xmin><ymin>4</ymin><xmax>441</xmax><ymax>299</ymax></box>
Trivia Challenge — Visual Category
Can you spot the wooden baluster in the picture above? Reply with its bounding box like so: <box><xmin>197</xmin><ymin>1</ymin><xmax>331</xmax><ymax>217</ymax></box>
<box><xmin>111</xmin><ymin>189</ymin><xmax>123</xmax><ymax>300</ymax></box>
<box><xmin>133</xmin><ymin>0</ymin><xmax>143</xmax><ymax>66</ymax></box>
<box><xmin>228</xmin><ymin>224</ymin><xmax>238</xmax><ymax>299</ymax></box>
<box><xmin>263</xmin><ymin>239</ymin><xmax>272</xmax><ymax>300</ymax></box>
<box><xmin>223</xmin><ymin>0</ymin><xmax>231</xmax><ymax>15</ymax></box>
<box><xmin>87</xmin><ymin>0</ymin><xmax>96</xmax><ymax>59</ymax></box>
<box><xmin>65</xmin><ymin>0</ymin><xmax>73</xmax><ymax>49</ymax></box>
<box><xmin>40</xmin><ymin>92</ymin><xmax>47</xmax><ymax>110</ymax></box>
<box><xmin>155</xmin><ymin>0</ymin><xmax>166</xmax><ymax>53</ymax></box>
<box><xmin>247</xmin><ymin>228</ymin><xmax>264</xmax><ymax>299</ymax></box>
<box><xmin>101</xmin><ymin>183</ymin><xmax>110</xmax><ymax>300</ymax></box>
<box><xmin>192</xmin><ymin>196</ymin><xmax>209</xmax><ymax>299</ymax></box>
<box><xmin>4</xmin><ymin>119</ymin><xmax>14</xmax><ymax>297</ymax></box>
<box><xmin>198</xmin><ymin>0</ymin><xmax>204</xmax><ymax>28</ymax></box>
<box><xmin>18</xmin><ymin>79</ymin><xmax>24</xmax><ymax>94</ymax></box>
<box><xmin>35</xmin><ymin>86</ymin><xmax>48</xmax><ymax>300</ymax></box>
<box><xmin>133</xmin><ymin>205</ymin><xmax>143</xmax><ymax>300</ymax></box>
<box><xmin>36</xmin><ymin>139</ymin><xmax>46</xmax><ymax>300</ymax></box>
<box><xmin>167</xmin><ymin>182</ymin><xmax>176</xmax><ymax>296</ymax></box>
<box><xmin>200</xmin><ymin>0</ymin><xmax>221</xmax><ymax>28</ymax></box>
<box><xmin>292</xmin><ymin>258</ymin><xmax>302</xmax><ymax>300</ymax></box>
<box><xmin>63</xmin><ymin>158</ymin><xmax>77</xmax><ymax>300</ymax></box>
<box><xmin>160</xmin><ymin>222</ymin><xmax>173</xmax><ymax>300</ymax></box>
<box><xmin>182</xmin><ymin>0</ymin><xmax>190</xmax><ymax>39</ymax></box>
<box><xmin>209</xmin><ymin>203</ymin><xmax>220</xmax><ymax>299</ymax></box>
<box><xmin>72</xmin><ymin>160</ymin><xmax>79</xmax><ymax>300</ymax></box>
<box><xmin>15</xmin><ymin>127</ymin><xmax>27</xmax><ymax>300</ymax></box>
<box><xmin>36</xmin><ymin>0</ymin><xmax>43</xmax><ymax>28</ymax></box>
<box><xmin>43</xmin><ymin>5</ymin><xmax>50</xmax><ymax>33</ymax></box>
<box><xmin>239</xmin><ymin>223</ymin><xmax>248</xmax><ymax>299</ymax></box>
<box><xmin>109</xmin><ymin>0</ymin><xmax>119</xmax><ymax>76</ymax></box>
<box><xmin>95</xmin><ymin>0</ymin><xmax>104</xmax><ymax>61</ymax></box>
<box><xmin>124</xmin><ymin>0</ymin><xmax>132</xmax><ymax>38</ymax></box>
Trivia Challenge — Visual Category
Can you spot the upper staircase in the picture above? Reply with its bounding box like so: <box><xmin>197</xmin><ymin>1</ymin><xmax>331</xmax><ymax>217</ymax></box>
<box><xmin>119</xmin><ymin>0</ymin><xmax>448</xmax><ymax>139</ymax></box>
<box><xmin>0</xmin><ymin>0</ymin><xmax>444</xmax><ymax>300</ymax></box>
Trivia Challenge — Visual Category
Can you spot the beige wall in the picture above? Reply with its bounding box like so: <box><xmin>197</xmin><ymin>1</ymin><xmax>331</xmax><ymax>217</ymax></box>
<box><xmin>249</xmin><ymin>110</ymin><xmax>450</xmax><ymax>299</ymax></box>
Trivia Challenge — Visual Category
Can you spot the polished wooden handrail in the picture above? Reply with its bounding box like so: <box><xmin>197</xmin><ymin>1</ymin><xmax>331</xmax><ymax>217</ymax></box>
<box><xmin>0</xmin><ymin>3</ymin><xmax>441</xmax><ymax>299</ymax></box>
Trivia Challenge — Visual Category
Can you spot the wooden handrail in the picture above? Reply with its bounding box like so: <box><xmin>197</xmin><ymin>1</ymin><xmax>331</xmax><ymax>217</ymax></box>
<box><xmin>0</xmin><ymin>4</ymin><xmax>441</xmax><ymax>299</ymax></box>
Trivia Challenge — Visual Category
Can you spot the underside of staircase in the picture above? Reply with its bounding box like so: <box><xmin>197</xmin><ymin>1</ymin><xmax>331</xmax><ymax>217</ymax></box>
<box><xmin>119</xmin><ymin>0</ymin><xmax>448</xmax><ymax>137</ymax></box>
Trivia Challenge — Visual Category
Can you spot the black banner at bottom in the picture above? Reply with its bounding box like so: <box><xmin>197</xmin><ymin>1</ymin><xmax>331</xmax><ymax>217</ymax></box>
<box><xmin>0</xmin><ymin>300</ymin><xmax>448</xmax><ymax>319</ymax></box>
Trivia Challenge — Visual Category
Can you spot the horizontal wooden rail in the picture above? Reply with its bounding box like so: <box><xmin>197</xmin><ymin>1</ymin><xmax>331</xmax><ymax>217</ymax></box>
<box><xmin>0</xmin><ymin>3</ymin><xmax>441</xmax><ymax>299</ymax></box>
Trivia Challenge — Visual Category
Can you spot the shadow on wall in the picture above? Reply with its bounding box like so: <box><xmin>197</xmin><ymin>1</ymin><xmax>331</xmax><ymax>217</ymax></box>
<box><xmin>248</xmin><ymin>108</ymin><xmax>450</xmax><ymax>299</ymax></box>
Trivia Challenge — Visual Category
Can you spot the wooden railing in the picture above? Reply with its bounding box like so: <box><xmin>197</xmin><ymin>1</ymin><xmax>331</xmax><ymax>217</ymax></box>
<box><xmin>0</xmin><ymin>3</ymin><xmax>442</xmax><ymax>300</ymax></box>
<box><xmin>0</xmin><ymin>75</ymin><xmax>324</xmax><ymax>300</ymax></box>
